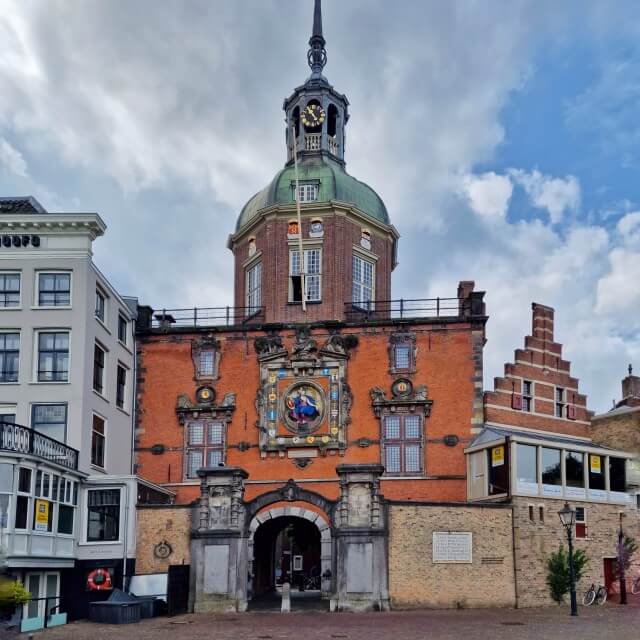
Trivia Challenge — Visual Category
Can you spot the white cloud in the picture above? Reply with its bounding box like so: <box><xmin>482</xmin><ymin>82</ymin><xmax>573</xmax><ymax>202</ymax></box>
<box><xmin>509</xmin><ymin>169</ymin><xmax>581</xmax><ymax>224</ymax></box>
<box><xmin>0</xmin><ymin>137</ymin><xmax>28</xmax><ymax>177</ymax></box>
<box><xmin>595</xmin><ymin>248</ymin><xmax>640</xmax><ymax>314</ymax></box>
<box><xmin>459</xmin><ymin>172</ymin><xmax>513</xmax><ymax>220</ymax></box>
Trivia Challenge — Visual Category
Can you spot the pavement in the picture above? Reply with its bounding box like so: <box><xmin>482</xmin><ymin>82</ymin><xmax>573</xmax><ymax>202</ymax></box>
<box><xmin>22</xmin><ymin>602</ymin><xmax>640</xmax><ymax>640</ymax></box>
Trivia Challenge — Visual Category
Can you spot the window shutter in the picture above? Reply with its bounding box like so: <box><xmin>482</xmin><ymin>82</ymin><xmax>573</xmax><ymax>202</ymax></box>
<box><xmin>567</xmin><ymin>405</ymin><xmax>576</xmax><ymax>420</ymax></box>
<box><xmin>576</xmin><ymin>522</ymin><xmax>586</xmax><ymax>538</ymax></box>
<box><xmin>511</xmin><ymin>394</ymin><xmax>523</xmax><ymax>410</ymax></box>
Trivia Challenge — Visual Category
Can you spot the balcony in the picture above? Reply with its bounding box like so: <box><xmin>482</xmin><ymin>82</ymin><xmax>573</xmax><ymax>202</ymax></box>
<box><xmin>302</xmin><ymin>133</ymin><xmax>339</xmax><ymax>156</ymax></box>
<box><xmin>0</xmin><ymin>422</ymin><xmax>78</xmax><ymax>470</ymax></box>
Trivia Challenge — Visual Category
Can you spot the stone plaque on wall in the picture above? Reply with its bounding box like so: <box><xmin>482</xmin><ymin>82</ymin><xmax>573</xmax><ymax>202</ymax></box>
<box><xmin>432</xmin><ymin>532</ymin><xmax>472</xmax><ymax>564</ymax></box>
<box><xmin>204</xmin><ymin>544</ymin><xmax>230</xmax><ymax>594</ymax></box>
<box><xmin>346</xmin><ymin>542</ymin><xmax>373</xmax><ymax>593</ymax></box>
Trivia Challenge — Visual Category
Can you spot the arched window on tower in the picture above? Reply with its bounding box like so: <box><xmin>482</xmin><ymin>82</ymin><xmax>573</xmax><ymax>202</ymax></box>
<box><xmin>327</xmin><ymin>104</ymin><xmax>339</xmax><ymax>156</ymax></box>
<box><xmin>292</xmin><ymin>106</ymin><xmax>300</xmax><ymax>140</ymax></box>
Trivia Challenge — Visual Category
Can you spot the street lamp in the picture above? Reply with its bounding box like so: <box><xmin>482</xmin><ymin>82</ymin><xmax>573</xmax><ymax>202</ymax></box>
<box><xmin>558</xmin><ymin>502</ymin><xmax>578</xmax><ymax>616</ymax></box>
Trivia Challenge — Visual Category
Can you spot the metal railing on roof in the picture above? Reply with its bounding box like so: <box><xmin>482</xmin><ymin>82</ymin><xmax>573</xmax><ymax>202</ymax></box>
<box><xmin>344</xmin><ymin>296</ymin><xmax>485</xmax><ymax>321</ymax></box>
<box><xmin>151</xmin><ymin>306</ymin><xmax>265</xmax><ymax>329</ymax></box>
<box><xmin>1</xmin><ymin>422</ymin><xmax>79</xmax><ymax>470</ymax></box>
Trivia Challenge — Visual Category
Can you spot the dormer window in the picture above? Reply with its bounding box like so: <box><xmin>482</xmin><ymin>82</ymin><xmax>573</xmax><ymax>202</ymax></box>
<box><xmin>296</xmin><ymin>184</ymin><xmax>318</xmax><ymax>203</ymax></box>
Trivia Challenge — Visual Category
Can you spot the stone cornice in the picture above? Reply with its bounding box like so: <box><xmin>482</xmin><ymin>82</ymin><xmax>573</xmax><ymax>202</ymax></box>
<box><xmin>0</xmin><ymin>213</ymin><xmax>106</xmax><ymax>240</ymax></box>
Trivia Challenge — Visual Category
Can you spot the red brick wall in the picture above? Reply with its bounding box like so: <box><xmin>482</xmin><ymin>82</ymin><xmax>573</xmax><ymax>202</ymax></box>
<box><xmin>231</xmin><ymin>207</ymin><xmax>395</xmax><ymax>324</ymax></box>
<box><xmin>136</xmin><ymin>320</ymin><xmax>480</xmax><ymax>505</ymax></box>
<box><xmin>485</xmin><ymin>302</ymin><xmax>593</xmax><ymax>437</ymax></box>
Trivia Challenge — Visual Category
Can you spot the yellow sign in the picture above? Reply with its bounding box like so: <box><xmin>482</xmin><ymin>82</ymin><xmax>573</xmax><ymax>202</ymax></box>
<box><xmin>590</xmin><ymin>455</ymin><xmax>601</xmax><ymax>474</ymax></box>
<box><xmin>34</xmin><ymin>499</ymin><xmax>49</xmax><ymax>532</ymax></box>
<box><xmin>491</xmin><ymin>446</ymin><xmax>505</xmax><ymax>467</ymax></box>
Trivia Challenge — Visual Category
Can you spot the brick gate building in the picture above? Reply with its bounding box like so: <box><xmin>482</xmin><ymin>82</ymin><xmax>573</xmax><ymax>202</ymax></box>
<box><xmin>132</xmin><ymin>1</ymin><xmax>638</xmax><ymax>613</ymax></box>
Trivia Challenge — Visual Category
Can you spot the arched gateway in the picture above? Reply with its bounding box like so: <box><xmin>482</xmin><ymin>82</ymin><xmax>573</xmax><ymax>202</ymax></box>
<box><xmin>190</xmin><ymin>466</ymin><xmax>389</xmax><ymax>613</ymax></box>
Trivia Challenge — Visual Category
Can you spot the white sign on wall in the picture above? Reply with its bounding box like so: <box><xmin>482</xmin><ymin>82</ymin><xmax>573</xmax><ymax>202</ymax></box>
<box><xmin>432</xmin><ymin>532</ymin><xmax>473</xmax><ymax>564</ymax></box>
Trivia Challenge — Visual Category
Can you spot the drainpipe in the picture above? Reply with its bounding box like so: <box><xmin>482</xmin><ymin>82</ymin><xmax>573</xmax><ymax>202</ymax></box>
<box><xmin>122</xmin><ymin>482</ymin><xmax>130</xmax><ymax>590</ymax></box>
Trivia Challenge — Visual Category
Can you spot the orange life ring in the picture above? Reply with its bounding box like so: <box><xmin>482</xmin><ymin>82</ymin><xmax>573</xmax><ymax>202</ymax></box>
<box><xmin>87</xmin><ymin>568</ymin><xmax>113</xmax><ymax>591</ymax></box>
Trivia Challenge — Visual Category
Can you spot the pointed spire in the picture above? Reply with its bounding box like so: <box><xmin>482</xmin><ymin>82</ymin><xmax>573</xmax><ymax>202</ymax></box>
<box><xmin>307</xmin><ymin>0</ymin><xmax>327</xmax><ymax>78</ymax></box>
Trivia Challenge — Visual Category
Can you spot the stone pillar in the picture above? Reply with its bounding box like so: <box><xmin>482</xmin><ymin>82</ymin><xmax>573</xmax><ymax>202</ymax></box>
<box><xmin>190</xmin><ymin>467</ymin><xmax>249</xmax><ymax>613</ymax></box>
<box><xmin>334</xmin><ymin>464</ymin><xmax>389</xmax><ymax>612</ymax></box>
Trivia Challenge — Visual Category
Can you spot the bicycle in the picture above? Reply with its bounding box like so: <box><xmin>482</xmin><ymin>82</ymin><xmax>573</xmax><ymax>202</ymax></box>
<box><xmin>632</xmin><ymin>575</ymin><xmax>640</xmax><ymax>596</ymax></box>
<box><xmin>582</xmin><ymin>583</ymin><xmax>607</xmax><ymax>606</ymax></box>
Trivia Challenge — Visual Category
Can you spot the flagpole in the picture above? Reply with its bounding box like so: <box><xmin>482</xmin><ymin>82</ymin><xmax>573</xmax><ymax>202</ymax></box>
<box><xmin>291</xmin><ymin>122</ymin><xmax>307</xmax><ymax>312</ymax></box>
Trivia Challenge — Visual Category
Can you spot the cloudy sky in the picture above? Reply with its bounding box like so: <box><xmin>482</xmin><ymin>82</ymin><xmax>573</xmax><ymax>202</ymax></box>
<box><xmin>1</xmin><ymin>0</ymin><xmax>639</xmax><ymax>413</ymax></box>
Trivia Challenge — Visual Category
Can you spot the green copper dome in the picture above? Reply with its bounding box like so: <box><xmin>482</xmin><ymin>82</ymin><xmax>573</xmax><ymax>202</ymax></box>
<box><xmin>236</xmin><ymin>155</ymin><xmax>389</xmax><ymax>232</ymax></box>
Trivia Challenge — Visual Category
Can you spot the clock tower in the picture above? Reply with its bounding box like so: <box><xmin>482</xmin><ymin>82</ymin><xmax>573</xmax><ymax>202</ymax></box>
<box><xmin>229</xmin><ymin>0</ymin><xmax>399</xmax><ymax>324</ymax></box>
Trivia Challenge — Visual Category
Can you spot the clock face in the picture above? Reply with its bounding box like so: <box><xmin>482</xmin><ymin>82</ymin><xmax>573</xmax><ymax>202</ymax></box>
<box><xmin>301</xmin><ymin>104</ymin><xmax>326</xmax><ymax>128</ymax></box>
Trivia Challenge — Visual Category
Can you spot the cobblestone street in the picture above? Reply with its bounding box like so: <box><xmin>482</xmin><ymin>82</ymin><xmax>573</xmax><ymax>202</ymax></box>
<box><xmin>25</xmin><ymin>604</ymin><xmax>640</xmax><ymax>640</ymax></box>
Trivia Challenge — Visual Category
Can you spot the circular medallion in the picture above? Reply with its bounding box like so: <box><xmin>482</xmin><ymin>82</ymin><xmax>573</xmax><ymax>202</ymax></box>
<box><xmin>281</xmin><ymin>381</ymin><xmax>326</xmax><ymax>435</ymax></box>
<box><xmin>153</xmin><ymin>541</ymin><xmax>173</xmax><ymax>560</ymax></box>
<box><xmin>306</xmin><ymin>436</ymin><xmax>315</xmax><ymax>444</ymax></box>
<box><xmin>321</xmin><ymin>435</ymin><xmax>330</xmax><ymax>443</ymax></box>
<box><xmin>392</xmin><ymin>378</ymin><xmax>413</xmax><ymax>398</ymax></box>
<box><xmin>196</xmin><ymin>386</ymin><xmax>216</xmax><ymax>404</ymax></box>
<box><xmin>330</xmin><ymin>427</ymin><xmax>339</xmax><ymax>435</ymax></box>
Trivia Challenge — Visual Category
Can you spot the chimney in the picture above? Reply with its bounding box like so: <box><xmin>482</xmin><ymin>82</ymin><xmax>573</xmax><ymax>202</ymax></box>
<box><xmin>532</xmin><ymin>303</ymin><xmax>554</xmax><ymax>342</ymax></box>
<box><xmin>621</xmin><ymin>364</ymin><xmax>640</xmax><ymax>404</ymax></box>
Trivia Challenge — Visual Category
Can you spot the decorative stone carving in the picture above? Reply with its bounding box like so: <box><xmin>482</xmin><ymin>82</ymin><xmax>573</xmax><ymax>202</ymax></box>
<box><xmin>255</xmin><ymin>333</ymin><xmax>352</xmax><ymax>454</ymax></box>
<box><xmin>292</xmin><ymin>327</ymin><xmax>318</xmax><ymax>360</ymax></box>
<box><xmin>196</xmin><ymin>467</ymin><xmax>248</xmax><ymax>531</ymax></box>
<box><xmin>176</xmin><ymin>390</ymin><xmax>236</xmax><ymax>426</ymax></box>
<box><xmin>348</xmin><ymin>484</ymin><xmax>371</xmax><ymax>527</ymax></box>
<box><xmin>254</xmin><ymin>334</ymin><xmax>286</xmax><ymax>361</ymax></box>
<box><xmin>279</xmin><ymin>478</ymin><xmax>300</xmax><ymax>502</ymax></box>
<box><xmin>370</xmin><ymin>382</ymin><xmax>432</xmax><ymax>418</ymax></box>
<box><xmin>320</xmin><ymin>333</ymin><xmax>359</xmax><ymax>358</ymax></box>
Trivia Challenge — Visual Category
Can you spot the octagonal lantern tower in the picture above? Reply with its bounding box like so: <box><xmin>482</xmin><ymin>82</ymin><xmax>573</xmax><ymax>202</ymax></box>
<box><xmin>228</xmin><ymin>0</ymin><xmax>399</xmax><ymax>325</ymax></box>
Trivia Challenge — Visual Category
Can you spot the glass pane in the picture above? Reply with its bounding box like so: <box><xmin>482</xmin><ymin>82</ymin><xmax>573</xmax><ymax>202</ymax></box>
<box><xmin>516</xmin><ymin>444</ymin><xmax>537</xmax><ymax>484</ymax></box>
<box><xmin>15</xmin><ymin>495</ymin><xmax>28</xmax><ymax>528</ymax></box>
<box><xmin>0</xmin><ymin>463</ymin><xmax>13</xmax><ymax>492</ymax></box>
<box><xmin>207</xmin><ymin>450</ymin><xmax>222</xmax><ymax>467</ymax></box>
<box><xmin>385</xmin><ymin>446</ymin><xmax>401</xmax><ymax>473</ymax></box>
<box><xmin>588</xmin><ymin>454</ymin><xmax>605</xmax><ymax>490</ymax></box>
<box><xmin>188</xmin><ymin>422</ymin><xmax>204</xmax><ymax>445</ymax></box>
<box><xmin>57</xmin><ymin>505</ymin><xmax>74</xmax><ymax>534</ymax></box>
<box><xmin>92</xmin><ymin>415</ymin><xmax>105</xmax><ymax>435</ymax></box>
<box><xmin>404</xmin><ymin>415</ymin><xmax>421</xmax><ymax>439</ymax></box>
<box><xmin>208</xmin><ymin>422</ymin><xmax>223</xmax><ymax>445</ymax></box>
<box><xmin>199</xmin><ymin>351</ymin><xmax>214</xmax><ymax>376</ymax></box>
<box><xmin>27</xmin><ymin>574</ymin><xmax>40</xmax><ymax>618</ymax></box>
<box><xmin>46</xmin><ymin>573</ymin><xmax>58</xmax><ymax>603</ymax></box>
<box><xmin>405</xmin><ymin>445</ymin><xmax>421</xmax><ymax>473</ymax></box>
<box><xmin>18</xmin><ymin>467</ymin><xmax>31</xmax><ymax>493</ymax></box>
<box><xmin>188</xmin><ymin>450</ymin><xmax>203</xmax><ymax>477</ymax></box>
<box><xmin>384</xmin><ymin>416</ymin><xmax>400</xmax><ymax>439</ymax></box>
<box><xmin>40</xmin><ymin>273</ymin><xmax>55</xmax><ymax>291</ymax></box>
<box><xmin>575</xmin><ymin>506</ymin><xmax>585</xmax><ymax>523</ymax></box>
<box><xmin>395</xmin><ymin>346</ymin><xmax>410</xmax><ymax>369</ymax></box>
<box><xmin>39</xmin><ymin>332</ymin><xmax>56</xmax><ymax>350</ymax></box>
<box><xmin>541</xmin><ymin>448</ymin><xmax>561</xmax><ymax>485</ymax></box>
<box><xmin>609</xmin><ymin>457</ymin><xmax>626</xmax><ymax>492</ymax></box>
<box><xmin>565</xmin><ymin>451</ymin><xmax>584</xmax><ymax>488</ymax></box>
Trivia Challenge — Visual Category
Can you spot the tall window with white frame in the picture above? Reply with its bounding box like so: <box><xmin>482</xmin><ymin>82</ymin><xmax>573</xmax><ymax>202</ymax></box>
<box><xmin>86</xmin><ymin>488</ymin><xmax>120</xmax><ymax>542</ymax></box>
<box><xmin>185</xmin><ymin>420</ymin><xmax>226</xmax><ymax>479</ymax></box>
<box><xmin>245</xmin><ymin>261</ymin><xmax>262</xmax><ymax>316</ymax></box>
<box><xmin>37</xmin><ymin>332</ymin><xmax>69</xmax><ymax>382</ymax></box>
<box><xmin>32</xmin><ymin>404</ymin><xmax>67</xmax><ymax>443</ymax></box>
<box><xmin>95</xmin><ymin>288</ymin><xmax>106</xmax><ymax>322</ymax></box>
<box><xmin>381</xmin><ymin>412</ymin><xmax>423</xmax><ymax>475</ymax></box>
<box><xmin>116</xmin><ymin>364</ymin><xmax>127</xmax><ymax>410</ymax></box>
<box><xmin>38</xmin><ymin>273</ymin><xmax>71</xmax><ymax>306</ymax></box>
<box><xmin>289</xmin><ymin>248</ymin><xmax>322</xmax><ymax>303</ymax></box>
<box><xmin>352</xmin><ymin>253</ymin><xmax>375</xmax><ymax>310</ymax></box>
<box><xmin>91</xmin><ymin>415</ymin><xmax>106</xmax><ymax>468</ymax></box>
<box><xmin>93</xmin><ymin>343</ymin><xmax>106</xmax><ymax>395</ymax></box>
<box><xmin>0</xmin><ymin>332</ymin><xmax>19</xmax><ymax>382</ymax></box>
<box><xmin>0</xmin><ymin>273</ymin><xmax>20</xmax><ymax>307</ymax></box>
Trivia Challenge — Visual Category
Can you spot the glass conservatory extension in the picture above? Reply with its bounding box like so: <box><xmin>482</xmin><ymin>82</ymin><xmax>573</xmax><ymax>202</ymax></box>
<box><xmin>465</xmin><ymin>425</ymin><xmax>637</xmax><ymax>504</ymax></box>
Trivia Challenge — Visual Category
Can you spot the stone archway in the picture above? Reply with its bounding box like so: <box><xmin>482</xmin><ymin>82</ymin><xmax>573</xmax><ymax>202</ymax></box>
<box><xmin>247</xmin><ymin>505</ymin><xmax>332</xmax><ymax>601</ymax></box>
